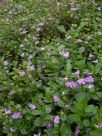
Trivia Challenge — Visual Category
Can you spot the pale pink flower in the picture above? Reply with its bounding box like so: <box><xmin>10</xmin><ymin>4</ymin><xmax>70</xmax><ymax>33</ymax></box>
<box><xmin>77</xmin><ymin>78</ymin><xmax>85</xmax><ymax>85</ymax></box>
<box><xmin>28</xmin><ymin>103</ymin><xmax>36</xmax><ymax>110</ymax></box>
<box><xmin>40</xmin><ymin>47</ymin><xmax>45</xmax><ymax>51</ymax></box>
<box><xmin>54</xmin><ymin>115</ymin><xmax>60</xmax><ymax>124</ymax></box>
<box><xmin>20</xmin><ymin>44</ymin><xmax>25</xmax><ymax>48</ymax></box>
<box><xmin>19</xmin><ymin>71</ymin><xmax>26</xmax><ymax>76</ymax></box>
<box><xmin>8</xmin><ymin>90</ymin><xmax>15</xmax><ymax>96</ymax></box>
<box><xmin>4</xmin><ymin>108</ymin><xmax>11</xmax><ymax>114</ymax></box>
<box><xmin>66</xmin><ymin>81</ymin><xmax>78</xmax><ymax>88</ymax></box>
<box><xmin>59</xmin><ymin>51</ymin><xmax>70</xmax><ymax>58</ymax></box>
<box><xmin>53</xmin><ymin>96</ymin><xmax>60</xmax><ymax>102</ymax></box>
<box><xmin>84</xmin><ymin>75</ymin><xmax>94</xmax><ymax>83</ymax></box>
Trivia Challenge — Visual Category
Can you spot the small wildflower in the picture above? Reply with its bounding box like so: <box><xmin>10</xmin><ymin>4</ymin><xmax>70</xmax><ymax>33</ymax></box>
<box><xmin>77</xmin><ymin>39</ymin><xmax>82</xmax><ymax>43</ymax></box>
<box><xmin>89</xmin><ymin>53</ymin><xmax>94</xmax><ymax>58</ymax></box>
<box><xmin>97</xmin><ymin>31</ymin><xmax>102</xmax><ymax>35</ymax></box>
<box><xmin>28</xmin><ymin>103</ymin><xmax>36</xmax><ymax>110</ymax></box>
<box><xmin>97</xmin><ymin>7</ymin><xmax>101</xmax><ymax>11</ymax></box>
<box><xmin>84</xmin><ymin>75</ymin><xmax>94</xmax><ymax>83</ymax></box>
<box><xmin>20</xmin><ymin>53</ymin><xmax>24</xmax><ymax>57</ymax></box>
<box><xmin>33</xmin><ymin>133</ymin><xmax>41</xmax><ymax>136</ymax></box>
<box><xmin>70</xmin><ymin>7</ymin><xmax>78</xmax><ymax>11</ymax></box>
<box><xmin>66</xmin><ymin>81</ymin><xmax>78</xmax><ymax>88</ymax></box>
<box><xmin>0</xmin><ymin>86</ymin><xmax>3</xmax><ymax>91</ymax></box>
<box><xmin>29</xmin><ymin>65</ymin><xmax>35</xmax><ymax>71</ymax></box>
<box><xmin>74</xmin><ymin>70</ymin><xmax>80</xmax><ymax>76</ymax></box>
<box><xmin>87</xmin><ymin>84</ymin><xmax>94</xmax><ymax>89</ymax></box>
<box><xmin>40</xmin><ymin>47</ymin><xmax>45</xmax><ymax>51</ymax></box>
<box><xmin>29</xmin><ymin>54</ymin><xmax>33</xmax><ymax>59</ymax></box>
<box><xmin>88</xmin><ymin>35</ymin><xmax>92</xmax><ymax>39</ymax></box>
<box><xmin>39</xmin><ymin>22</ymin><xmax>44</xmax><ymax>26</ymax></box>
<box><xmin>84</xmin><ymin>41</ymin><xmax>89</xmax><ymax>44</ymax></box>
<box><xmin>36</xmin><ymin>27</ymin><xmax>41</xmax><ymax>32</ymax></box>
<box><xmin>53</xmin><ymin>96</ymin><xmax>60</xmax><ymax>102</ymax></box>
<box><xmin>20</xmin><ymin>44</ymin><xmax>25</xmax><ymax>48</ymax></box>
<box><xmin>19</xmin><ymin>71</ymin><xmax>26</xmax><ymax>76</ymax></box>
<box><xmin>4</xmin><ymin>60</ymin><xmax>8</xmax><ymax>66</ymax></box>
<box><xmin>4</xmin><ymin>108</ymin><xmax>11</xmax><ymax>114</ymax></box>
<box><xmin>8</xmin><ymin>90</ymin><xmax>15</xmax><ymax>96</ymax></box>
<box><xmin>77</xmin><ymin>78</ymin><xmax>85</xmax><ymax>85</ymax></box>
<box><xmin>75</xmin><ymin>128</ymin><xmax>80</xmax><ymax>135</ymax></box>
<box><xmin>10</xmin><ymin>127</ymin><xmax>15</xmax><ymax>133</ymax></box>
<box><xmin>92</xmin><ymin>59</ymin><xmax>98</xmax><ymax>64</ymax></box>
<box><xmin>54</xmin><ymin>115</ymin><xmax>60</xmax><ymax>124</ymax></box>
<box><xmin>95</xmin><ymin>124</ymin><xmax>102</xmax><ymax>128</ymax></box>
<box><xmin>47</xmin><ymin>123</ymin><xmax>53</xmax><ymax>129</ymax></box>
<box><xmin>11</xmin><ymin>112</ymin><xmax>21</xmax><ymax>119</ymax></box>
<box><xmin>65</xmin><ymin>35</ymin><xmax>71</xmax><ymax>40</ymax></box>
<box><xmin>59</xmin><ymin>51</ymin><xmax>70</xmax><ymax>58</ymax></box>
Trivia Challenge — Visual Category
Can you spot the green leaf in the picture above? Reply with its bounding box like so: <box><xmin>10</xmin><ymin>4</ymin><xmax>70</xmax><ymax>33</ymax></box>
<box><xmin>68</xmin><ymin>114</ymin><xmax>80</xmax><ymax>122</ymax></box>
<box><xmin>60</xmin><ymin>124</ymin><xmax>71</xmax><ymax>136</ymax></box>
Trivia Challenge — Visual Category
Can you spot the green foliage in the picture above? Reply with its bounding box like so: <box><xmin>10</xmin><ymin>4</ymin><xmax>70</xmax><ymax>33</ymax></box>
<box><xmin>0</xmin><ymin>0</ymin><xmax>102</xmax><ymax>135</ymax></box>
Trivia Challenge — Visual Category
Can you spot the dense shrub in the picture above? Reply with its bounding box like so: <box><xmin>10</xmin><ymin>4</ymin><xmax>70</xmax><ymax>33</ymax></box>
<box><xmin>0</xmin><ymin>0</ymin><xmax>102</xmax><ymax>135</ymax></box>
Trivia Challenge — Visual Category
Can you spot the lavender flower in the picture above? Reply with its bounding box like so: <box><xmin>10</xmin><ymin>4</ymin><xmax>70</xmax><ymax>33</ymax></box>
<box><xmin>19</xmin><ymin>71</ymin><xmax>26</xmax><ymax>76</ymax></box>
<box><xmin>29</xmin><ymin>65</ymin><xmax>35</xmax><ymax>71</ymax></box>
<box><xmin>97</xmin><ymin>31</ymin><xmax>102</xmax><ymax>35</ymax></box>
<box><xmin>39</xmin><ymin>22</ymin><xmax>44</xmax><ymax>26</ymax></box>
<box><xmin>10</xmin><ymin>127</ymin><xmax>15</xmax><ymax>132</ymax></box>
<box><xmin>11</xmin><ymin>112</ymin><xmax>21</xmax><ymax>119</ymax></box>
<box><xmin>0</xmin><ymin>86</ymin><xmax>3</xmax><ymax>91</ymax></box>
<box><xmin>65</xmin><ymin>35</ymin><xmax>71</xmax><ymax>40</ymax></box>
<box><xmin>95</xmin><ymin>124</ymin><xmax>102</xmax><ymax>128</ymax></box>
<box><xmin>29</xmin><ymin>54</ymin><xmax>33</xmax><ymax>59</ymax></box>
<box><xmin>66</xmin><ymin>81</ymin><xmax>78</xmax><ymax>88</ymax></box>
<box><xmin>89</xmin><ymin>53</ymin><xmax>94</xmax><ymax>58</ymax></box>
<box><xmin>20</xmin><ymin>44</ymin><xmax>25</xmax><ymax>48</ymax></box>
<box><xmin>54</xmin><ymin>115</ymin><xmax>60</xmax><ymax>124</ymax></box>
<box><xmin>84</xmin><ymin>41</ymin><xmax>89</xmax><ymax>44</ymax></box>
<box><xmin>53</xmin><ymin>96</ymin><xmax>60</xmax><ymax>102</ymax></box>
<box><xmin>59</xmin><ymin>51</ymin><xmax>70</xmax><ymax>58</ymax></box>
<box><xmin>74</xmin><ymin>70</ymin><xmax>80</xmax><ymax>76</ymax></box>
<box><xmin>70</xmin><ymin>7</ymin><xmax>78</xmax><ymax>11</ymax></box>
<box><xmin>8</xmin><ymin>90</ymin><xmax>15</xmax><ymax>96</ymax></box>
<box><xmin>87</xmin><ymin>84</ymin><xmax>94</xmax><ymax>89</ymax></box>
<box><xmin>28</xmin><ymin>103</ymin><xmax>36</xmax><ymax>110</ymax></box>
<box><xmin>92</xmin><ymin>59</ymin><xmax>98</xmax><ymax>64</ymax></box>
<box><xmin>47</xmin><ymin>123</ymin><xmax>53</xmax><ymax>129</ymax></box>
<box><xmin>88</xmin><ymin>35</ymin><xmax>92</xmax><ymax>39</ymax></box>
<box><xmin>4</xmin><ymin>108</ymin><xmax>11</xmax><ymax>114</ymax></box>
<box><xmin>33</xmin><ymin>133</ymin><xmax>41</xmax><ymax>136</ymax></box>
<box><xmin>3</xmin><ymin>60</ymin><xmax>9</xmax><ymax>66</ymax></box>
<box><xmin>77</xmin><ymin>78</ymin><xmax>85</xmax><ymax>85</ymax></box>
<box><xmin>36</xmin><ymin>28</ymin><xmax>41</xmax><ymax>32</ymax></box>
<box><xmin>75</xmin><ymin>128</ymin><xmax>80</xmax><ymax>135</ymax></box>
<box><xmin>77</xmin><ymin>39</ymin><xmax>82</xmax><ymax>43</ymax></box>
<box><xmin>84</xmin><ymin>75</ymin><xmax>94</xmax><ymax>83</ymax></box>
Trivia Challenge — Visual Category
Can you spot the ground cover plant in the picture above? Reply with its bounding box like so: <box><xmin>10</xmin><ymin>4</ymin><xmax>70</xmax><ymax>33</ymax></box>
<box><xmin>0</xmin><ymin>0</ymin><xmax>102</xmax><ymax>135</ymax></box>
